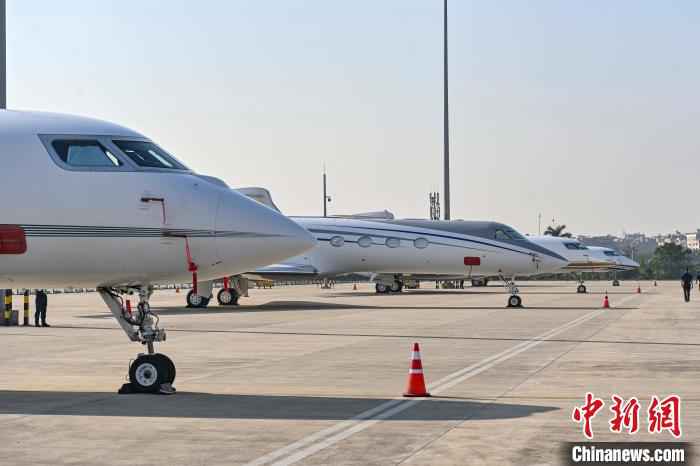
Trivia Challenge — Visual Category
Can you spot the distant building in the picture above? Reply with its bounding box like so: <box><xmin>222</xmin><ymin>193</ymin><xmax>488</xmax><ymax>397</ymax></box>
<box><xmin>656</xmin><ymin>231</ymin><xmax>688</xmax><ymax>249</ymax></box>
<box><xmin>686</xmin><ymin>230</ymin><xmax>700</xmax><ymax>251</ymax></box>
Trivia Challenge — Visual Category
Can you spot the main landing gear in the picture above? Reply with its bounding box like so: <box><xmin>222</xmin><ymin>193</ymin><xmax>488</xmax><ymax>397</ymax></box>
<box><xmin>502</xmin><ymin>276</ymin><xmax>522</xmax><ymax>308</ymax></box>
<box><xmin>217</xmin><ymin>287</ymin><xmax>239</xmax><ymax>306</ymax></box>
<box><xmin>375</xmin><ymin>280</ymin><xmax>404</xmax><ymax>294</ymax></box>
<box><xmin>99</xmin><ymin>287</ymin><xmax>176</xmax><ymax>395</ymax></box>
<box><xmin>186</xmin><ymin>289</ymin><xmax>210</xmax><ymax>308</ymax></box>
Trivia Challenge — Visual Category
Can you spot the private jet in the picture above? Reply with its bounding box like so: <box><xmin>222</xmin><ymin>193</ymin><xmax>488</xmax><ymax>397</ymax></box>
<box><xmin>0</xmin><ymin>110</ymin><xmax>315</xmax><ymax>393</ymax></box>
<box><xmin>470</xmin><ymin>236</ymin><xmax>639</xmax><ymax>293</ymax></box>
<box><xmin>527</xmin><ymin>236</ymin><xmax>638</xmax><ymax>292</ymax></box>
<box><xmin>185</xmin><ymin>188</ymin><xmax>568</xmax><ymax>308</ymax></box>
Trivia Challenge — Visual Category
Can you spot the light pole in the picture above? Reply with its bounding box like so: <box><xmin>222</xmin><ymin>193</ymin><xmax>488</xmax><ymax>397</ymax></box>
<box><xmin>0</xmin><ymin>0</ymin><xmax>6</xmax><ymax>109</ymax></box>
<box><xmin>322</xmin><ymin>167</ymin><xmax>331</xmax><ymax>217</ymax></box>
<box><xmin>442</xmin><ymin>0</ymin><xmax>450</xmax><ymax>220</ymax></box>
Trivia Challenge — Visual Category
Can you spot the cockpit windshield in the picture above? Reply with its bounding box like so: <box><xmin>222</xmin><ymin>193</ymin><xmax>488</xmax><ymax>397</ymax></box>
<box><xmin>604</xmin><ymin>250</ymin><xmax>620</xmax><ymax>256</ymax></box>
<box><xmin>494</xmin><ymin>228</ymin><xmax>526</xmax><ymax>241</ymax></box>
<box><xmin>113</xmin><ymin>140</ymin><xmax>188</xmax><ymax>170</ymax></box>
<box><xmin>564</xmin><ymin>242</ymin><xmax>588</xmax><ymax>250</ymax></box>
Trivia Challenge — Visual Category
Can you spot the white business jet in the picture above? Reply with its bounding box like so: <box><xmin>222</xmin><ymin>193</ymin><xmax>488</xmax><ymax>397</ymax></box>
<box><xmin>185</xmin><ymin>188</ymin><xmax>568</xmax><ymax>308</ymax></box>
<box><xmin>0</xmin><ymin>111</ymin><xmax>315</xmax><ymax>393</ymax></box>
<box><xmin>527</xmin><ymin>236</ymin><xmax>639</xmax><ymax>292</ymax></box>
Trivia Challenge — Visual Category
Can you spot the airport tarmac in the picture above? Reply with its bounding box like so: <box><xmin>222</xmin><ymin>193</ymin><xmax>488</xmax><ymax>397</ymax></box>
<box><xmin>0</xmin><ymin>281</ymin><xmax>697</xmax><ymax>465</ymax></box>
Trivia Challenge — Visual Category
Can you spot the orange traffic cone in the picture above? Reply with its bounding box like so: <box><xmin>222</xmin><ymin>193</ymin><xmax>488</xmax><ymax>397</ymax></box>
<box><xmin>602</xmin><ymin>293</ymin><xmax>610</xmax><ymax>309</ymax></box>
<box><xmin>353</xmin><ymin>283</ymin><xmax>357</xmax><ymax>291</ymax></box>
<box><xmin>175</xmin><ymin>287</ymin><xmax>180</xmax><ymax>294</ymax></box>
<box><xmin>637</xmin><ymin>285</ymin><xmax>641</xmax><ymax>294</ymax></box>
<box><xmin>404</xmin><ymin>343</ymin><xmax>430</xmax><ymax>397</ymax></box>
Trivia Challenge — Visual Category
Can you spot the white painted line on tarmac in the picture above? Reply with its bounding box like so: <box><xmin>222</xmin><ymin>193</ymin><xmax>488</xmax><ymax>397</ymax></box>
<box><xmin>246</xmin><ymin>295</ymin><xmax>639</xmax><ymax>466</ymax></box>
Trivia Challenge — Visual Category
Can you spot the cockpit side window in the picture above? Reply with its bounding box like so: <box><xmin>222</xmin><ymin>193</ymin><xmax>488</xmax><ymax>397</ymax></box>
<box><xmin>604</xmin><ymin>250</ymin><xmax>619</xmax><ymax>256</ymax></box>
<box><xmin>494</xmin><ymin>229</ymin><xmax>510</xmax><ymax>241</ymax></box>
<box><xmin>113</xmin><ymin>140</ymin><xmax>187</xmax><ymax>170</ymax></box>
<box><xmin>506</xmin><ymin>229</ymin><xmax>525</xmax><ymax>240</ymax></box>
<box><xmin>52</xmin><ymin>140</ymin><xmax>123</xmax><ymax>168</ymax></box>
<box><xmin>494</xmin><ymin>228</ymin><xmax>526</xmax><ymax>241</ymax></box>
<box><xmin>564</xmin><ymin>242</ymin><xmax>588</xmax><ymax>250</ymax></box>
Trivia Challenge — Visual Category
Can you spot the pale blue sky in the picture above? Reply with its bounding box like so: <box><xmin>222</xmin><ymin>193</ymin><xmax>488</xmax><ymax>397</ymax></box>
<box><xmin>7</xmin><ymin>1</ymin><xmax>700</xmax><ymax>235</ymax></box>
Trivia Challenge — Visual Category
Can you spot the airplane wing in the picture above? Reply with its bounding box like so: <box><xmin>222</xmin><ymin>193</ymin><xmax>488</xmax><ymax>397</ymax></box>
<box><xmin>241</xmin><ymin>263</ymin><xmax>319</xmax><ymax>281</ymax></box>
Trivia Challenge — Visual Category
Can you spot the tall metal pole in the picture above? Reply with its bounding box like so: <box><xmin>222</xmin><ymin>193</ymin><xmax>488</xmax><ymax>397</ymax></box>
<box><xmin>323</xmin><ymin>170</ymin><xmax>327</xmax><ymax>217</ymax></box>
<box><xmin>0</xmin><ymin>0</ymin><xmax>6</xmax><ymax>109</ymax></box>
<box><xmin>442</xmin><ymin>0</ymin><xmax>450</xmax><ymax>220</ymax></box>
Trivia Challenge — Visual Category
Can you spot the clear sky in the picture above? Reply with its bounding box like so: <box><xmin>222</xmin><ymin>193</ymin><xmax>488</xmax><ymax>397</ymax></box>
<box><xmin>6</xmin><ymin>1</ymin><xmax>700</xmax><ymax>236</ymax></box>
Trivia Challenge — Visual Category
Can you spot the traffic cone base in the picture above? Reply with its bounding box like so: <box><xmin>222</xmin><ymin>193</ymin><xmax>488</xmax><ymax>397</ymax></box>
<box><xmin>404</xmin><ymin>343</ymin><xmax>430</xmax><ymax>397</ymax></box>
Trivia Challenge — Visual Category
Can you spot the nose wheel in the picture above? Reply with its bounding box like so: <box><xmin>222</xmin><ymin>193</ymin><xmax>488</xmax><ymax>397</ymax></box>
<box><xmin>507</xmin><ymin>295</ymin><xmax>522</xmax><ymax>308</ymax></box>
<box><xmin>577</xmin><ymin>284</ymin><xmax>587</xmax><ymax>294</ymax></box>
<box><xmin>128</xmin><ymin>353</ymin><xmax>176</xmax><ymax>394</ymax></box>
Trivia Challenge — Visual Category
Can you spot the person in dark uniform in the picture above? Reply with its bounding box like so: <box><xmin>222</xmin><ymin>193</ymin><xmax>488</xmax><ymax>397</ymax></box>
<box><xmin>681</xmin><ymin>269</ymin><xmax>693</xmax><ymax>302</ymax></box>
<box><xmin>35</xmin><ymin>290</ymin><xmax>49</xmax><ymax>327</ymax></box>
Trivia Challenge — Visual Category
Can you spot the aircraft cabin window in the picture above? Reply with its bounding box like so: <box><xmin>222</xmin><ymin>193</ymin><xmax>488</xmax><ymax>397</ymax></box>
<box><xmin>414</xmin><ymin>238</ymin><xmax>429</xmax><ymax>249</ymax></box>
<box><xmin>52</xmin><ymin>140</ymin><xmax>123</xmax><ymax>168</ymax></box>
<box><xmin>386</xmin><ymin>238</ymin><xmax>400</xmax><ymax>248</ymax></box>
<box><xmin>358</xmin><ymin>236</ymin><xmax>372</xmax><ymax>248</ymax></box>
<box><xmin>330</xmin><ymin>236</ymin><xmax>344</xmax><ymax>247</ymax></box>
<box><xmin>113</xmin><ymin>140</ymin><xmax>187</xmax><ymax>170</ymax></box>
<box><xmin>604</xmin><ymin>250</ymin><xmax>619</xmax><ymax>256</ymax></box>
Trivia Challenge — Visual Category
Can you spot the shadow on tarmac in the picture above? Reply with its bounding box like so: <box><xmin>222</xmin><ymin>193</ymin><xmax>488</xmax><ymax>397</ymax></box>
<box><xmin>0</xmin><ymin>391</ymin><xmax>557</xmax><ymax>421</ymax></box>
<box><xmin>77</xmin><ymin>300</ymin><xmax>637</xmax><ymax>319</ymax></box>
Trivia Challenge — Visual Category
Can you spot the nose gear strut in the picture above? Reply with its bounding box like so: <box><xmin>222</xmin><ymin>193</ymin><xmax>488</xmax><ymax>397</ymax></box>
<box><xmin>98</xmin><ymin>286</ymin><xmax>175</xmax><ymax>394</ymax></box>
<box><xmin>500</xmin><ymin>275</ymin><xmax>523</xmax><ymax>308</ymax></box>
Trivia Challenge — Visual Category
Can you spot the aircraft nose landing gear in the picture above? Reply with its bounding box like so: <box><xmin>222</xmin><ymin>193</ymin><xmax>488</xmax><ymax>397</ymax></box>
<box><xmin>502</xmin><ymin>276</ymin><xmax>523</xmax><ymax>308</ymax></box>
<box><xmin>99</xmin><ymin>287</ymin><xmax>176</xmax><ymax>395</ymax></box>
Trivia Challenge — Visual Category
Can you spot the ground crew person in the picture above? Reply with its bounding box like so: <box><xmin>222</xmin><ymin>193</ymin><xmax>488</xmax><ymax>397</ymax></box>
<box><xmin>35</xmin><ymin>290</ymin><xmax>49</xmax><ymax>327</ymax></box>
<box><xmin>681</xmin><ymin>269</ymin><xmax>693</xmax><ymax>302</ymax></box>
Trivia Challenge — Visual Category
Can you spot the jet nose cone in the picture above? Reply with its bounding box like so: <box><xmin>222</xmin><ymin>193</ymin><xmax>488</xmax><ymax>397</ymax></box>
<box><xmin>215</xmin><ymin>190</ymin><xmax>316</xmax><ymax>272</ymax></box>
<box><xmin>536</xmin><ymin>251</ymin><xmax>568</xmax><ymax>273</ymax></box>
<box><xmin>272</xmin><ymin>215</ymin><xmax>317</xmax><ymax>259</ymax></box>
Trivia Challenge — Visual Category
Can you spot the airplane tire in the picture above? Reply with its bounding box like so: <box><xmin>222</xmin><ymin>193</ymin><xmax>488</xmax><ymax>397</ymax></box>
<box><xmin>217</xmin><ymin>288</ymin><xmax>239</xmax><ymax>306</ymax></box>
<box><xmin>187</xmin><ymin>290</ymin><xmax>210</xmax><ymax>308</ymax></box>
<box><xmin>129</xmin><ymin>355</ymin><xmax>167</xmax><ymax>393</ymax></box>
<box><xmin>375</xmin><ymin>283</ymin><xmax>388</xmax><ymax>294</ymax></box>
<box><xmin>152</xmin><ymin>353</ymin><xmax>176</xmax><ymax>384</ymax></box>
<box><xmin>390</xmin><ymin>281</ymin><xmax>403</xmax><ymax>293</ymax></box>
<box><xmin>577</xmin><ymin>284</ymin><xmax>587</xmax><ymax>294</ymax></box>
<box><xmin>507</xmin><ymin>295</ymin><xmax>522</xmax><ymax>308</ymax></box>
<box><xmin>612</xmin><ymin>280</ymin><xmax>620</xmax><ymax>287</ymax></box>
